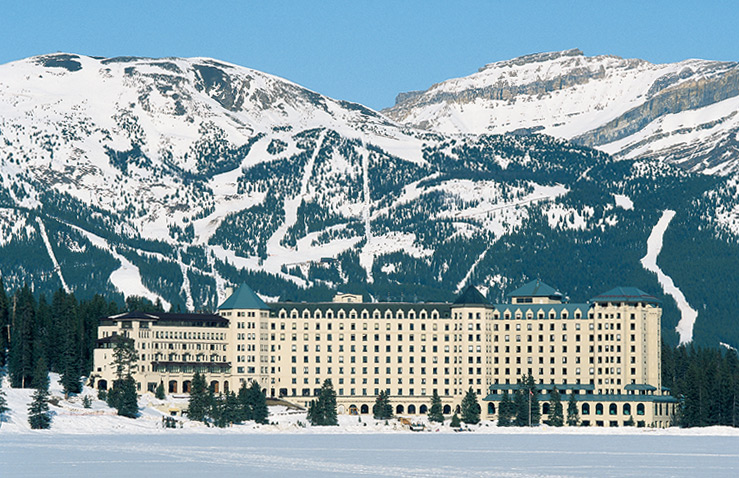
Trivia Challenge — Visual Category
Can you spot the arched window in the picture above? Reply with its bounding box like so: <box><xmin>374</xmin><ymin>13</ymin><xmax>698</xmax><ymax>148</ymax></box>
<box><xmin>609</xmin><ymin>403</ymin><xmax>618</xmax><ymax>415</ymax></box>
<box><xmin>488</xmin><ymin>403</ymin><xmax>496</xmax><ymax>414</ymax></box>
<box><xmin>582</xmin><ymin>403</ymin><xmax>590</xmax><ymax>415</ymax></box>
<box><xmin>396</xmin><ymin>404</ymin><xmax>405</xmax><ymax>414</ymax></box>
<box><xmin>419</xmin><ymin>404</ymin><xmax>428</xmax><ymax>414</ymax></box>
<box><xmin>637</xmin><ymin>403</ymin><xmax>645</xmax><ymax>416</ymax></box>
<box><xmin>542</xmin><ymin>402</ymin><xmax>551</xmax><ymax>415</ymax></box>
<box><xmin>443</xmin><ymin>405</ymin><xmax>451</xmax><ymax>414</ymax></box>
<box><xmin>623</xmin><ymin>403</ymin><xmax>631</xmax><ymax>415</ymax></box>
<box><xmin>360</xmin><ymin>404</ymin><xmax>369</xmax><ymax>414</ymax></box>
<box><xmin>595</xmin><ymin>403</ymin><xmax>604</xmax><ymax>415</ymax></box>
<box><xmin>408</xmin><ymin>404</ymin><xmax>416</xmax><ymax>414</ymax></box>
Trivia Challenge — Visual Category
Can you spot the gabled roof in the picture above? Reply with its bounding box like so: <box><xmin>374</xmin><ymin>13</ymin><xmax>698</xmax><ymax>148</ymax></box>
<box><xmin>219</xmin><ymin>283</ymin><xmax>270</xmax><ymax>310</ymax></box>
<box><xmin>507</xmin><ymin>279</ymin><xmax>562</xmax><ymax>298</ymax></box>
<box><xmin>590</xmin><ymin>287</ymin><xmax>660</xmax><ymax>305</ymax></box>
<box><xmin>453</xmin><ymin>286</ymin><xmax>489</xmax><ymax>305</ymax></box>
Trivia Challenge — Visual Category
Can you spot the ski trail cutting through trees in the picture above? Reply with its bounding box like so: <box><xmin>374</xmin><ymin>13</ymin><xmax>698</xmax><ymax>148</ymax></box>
<box><xmin>641</xmin><ymin>210</ymin><xmax>697</xmax><ymax>344</ymax></box>
<box><xmin>36</xmin><ymin>217</ymin><xmax>70</xmax><ymax>292</ymax></box>
<box><xmin>266</xmin><ymin>129</ymin><xmax>325</xmax><ymax>258</ymax></box>
<box><xmin>64</xmin><ymin>222</ymin><xmax>170</xmax><ymax>309</ymax></box>
<box><xmin>362</xmin><ymin>148</ymin><xmax>373</xmax><ymax>283</ymax></box>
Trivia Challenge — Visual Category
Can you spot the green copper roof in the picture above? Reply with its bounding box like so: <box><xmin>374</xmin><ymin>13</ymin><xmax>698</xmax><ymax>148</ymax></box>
<box><xmin>453</xmin><ymin>286</ymin><xmax>490</xmax><ymax>305</ymax></box>
<box><xmin>508</xmin><ymin>279</ymin><xmax>562</xmax><ymax>298</ymax></box>
<box><xmin>590</xmin><ymin>287</ymin><xmax>660</xmax><ymax>305</ymax></box>
<box><xmin>218</xmin><ymin>283</ymin><xmax>270</xmax><ymax>310</ymax></box>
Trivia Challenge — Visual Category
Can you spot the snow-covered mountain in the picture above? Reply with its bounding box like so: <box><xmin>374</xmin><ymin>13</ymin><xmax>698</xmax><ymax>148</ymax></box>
<box><xmin>1</xmin><ymin>52</ymin><xmax>739</xmax><ymax>348</ymax></box>
<box><xmin>384</xmin><ymin>49</ymin><xmax>739</xmax><ymax>174</ymax></box>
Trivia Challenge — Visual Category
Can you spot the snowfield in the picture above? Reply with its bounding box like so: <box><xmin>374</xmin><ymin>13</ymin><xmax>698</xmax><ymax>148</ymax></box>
<box><xmin>2</xmin><ymin>374</ymin><xmax>739</xmax><ymax>476</ymax></box>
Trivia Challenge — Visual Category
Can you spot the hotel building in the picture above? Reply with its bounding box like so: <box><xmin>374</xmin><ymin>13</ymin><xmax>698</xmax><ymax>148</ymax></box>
<box><xmin>92</xmin><ymin>280</ymin><xmax>676</xmax><ymax>426</ymax></box>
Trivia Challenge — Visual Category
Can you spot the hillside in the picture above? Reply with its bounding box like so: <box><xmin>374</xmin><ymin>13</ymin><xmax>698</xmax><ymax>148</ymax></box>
<box><xmin>1</xmin><ymin>53</ymin><xmax>739</xmax><ymax>347</ymax></box>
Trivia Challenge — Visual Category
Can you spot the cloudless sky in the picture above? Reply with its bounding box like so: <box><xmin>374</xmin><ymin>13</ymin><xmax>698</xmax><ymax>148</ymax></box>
<box><xmin>1</xmin><ymin>1</ymin><xmax>737</xmax><ymax>110</ymax></box>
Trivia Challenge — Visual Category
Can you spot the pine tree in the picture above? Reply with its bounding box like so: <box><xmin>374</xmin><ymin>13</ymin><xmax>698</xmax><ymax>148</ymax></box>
<box><xmin>0</xmin><ymin>277</ymin><xmax>9</xmax><ymax>368</ymax></box>
<box><xmin>566</xmin><ymin>392</ymin><xmax>580</xmax><ymax>426</ymax></box>
<box><xmin>250</xmin><ymin>381</ymin><xmax>269</xmax><ymax>424</ymax></box>
<box><xmin>450</xmin><ymin>413</ymin><xmax>461</xmax><ymax>428</ymax></box>
<box><xmin>513</xmin><ymin>389</ymin><xmax>527</xmax><ymax>426</ymax></box>
<box><xmin>224</xmin><ymin>390</ymin><xmax>241</xmax><ymax>425</ymax></box>
<box><xmin>155</xmin><ymin>382</ymin><xmax>165</xmax><ymax>400</ymax></box>
<box><xmin>461</xmin><ymin>387</ymin><xmax>481</xmax><ymax>424</ymax></box>
<box><xmin>548</xmin><ymin>387</ymin><xmax>564</xmax><ymax>426</ymax></box>
<box><xmin>112</xmin><ymin>336</ymin><xmax>138</xmax><ymax>380</ymax></box>
<box><xmin>319</xmin><ymin>379</ymin><xmax>337</xmax><ymax>425</ymax></box>
<box><xmin>373</xmin><ymin>390</ymin><xmax>393</xmax><ymax>420</ymax></box>
<box><xmin>0</xmin><ymin>377</ymin><xmax>9</xmax><ymax>418</ymax></box>
<box><xmin>28</xmin><ymin>358</ymin><xmax>51</xmax><ymax>429</ymax></box>
<box><xmin>9</xmin><ymin>285</ymin><xmax>37</xmax><ymax>388</ymax></box>
<box><xmin>307</xmin><ymin>379</ymin><xmax>337</xmax><ymax>426</ymax></box>
<box><xmin>106</xmin><ymin>337</ymin><xmax>139</xmax><ymax>418</ymax></box>
<box><xmin>111</xmin><ymin>376</ymin><xmax>139</xmax><ymax>418</ymax></box>
<box><xmin>55</xmin><ymin>290</ymin><xmax>82</xmax><ymax>396</ymax></box>
<box><xmin>497</xmin><ymin>390</ymin><xmax>513</xmax><ymax>426</ymax></box>
<box><xmin>237</xmin><ymin>380</ymin><xmax>251</xmax><ymax>422</ymax></box>
<box><xmin>428</xmin><ymin>390</ymin><xmax>444</xmax><ymax>422</ymax></box>
<box><xmin>187</xmin><ymin>372</ymin><xmax>210</xmax><ymax>423</ymax></box>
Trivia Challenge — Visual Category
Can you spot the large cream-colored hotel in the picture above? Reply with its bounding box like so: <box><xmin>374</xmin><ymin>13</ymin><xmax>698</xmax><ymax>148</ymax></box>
<box><xmin>92</xmin><ymin>280</ymin><xmax>677</xmax><ymax>427</ymax></box>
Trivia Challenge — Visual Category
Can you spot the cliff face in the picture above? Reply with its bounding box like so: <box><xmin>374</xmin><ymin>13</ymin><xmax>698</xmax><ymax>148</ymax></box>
<box><xmin>383</xmin><ymin>50</ymin><xmax>739</xmax><ymax>174</ymax></box>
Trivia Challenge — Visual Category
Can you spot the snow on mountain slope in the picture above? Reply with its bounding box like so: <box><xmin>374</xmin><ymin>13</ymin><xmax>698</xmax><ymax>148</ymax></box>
<box><xmin>384</xmin><ymin>49</ymin><xmax>739</xmax><ymax>174</ymax></box>
<box><xmin>2</xmin><ymin>53</ymin><xmax>583</xmax><ymax>307</ymax></box>
<box><xmin>3</xmin><ymin>52</ymin><xmax>739</xmax><ymax>348</ymax></box>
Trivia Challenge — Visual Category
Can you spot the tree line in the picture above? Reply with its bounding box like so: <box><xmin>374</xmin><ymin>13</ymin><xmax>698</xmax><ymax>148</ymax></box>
<box><xmin>662</xmin><ymin>342</ymin><xmax>739</xmax><ymax>427</ymax></box>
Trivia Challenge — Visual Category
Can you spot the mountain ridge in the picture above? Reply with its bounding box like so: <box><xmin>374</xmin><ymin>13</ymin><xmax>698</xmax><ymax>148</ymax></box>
<box><xmin>383</xmin><ymin>49</ymin><xmax>739</xmax><ymax>174</ymax></box>
<box><xmin>1</xmin><ymin>52</ymin><xmax>739</xmax><ymax>348</ymax></box>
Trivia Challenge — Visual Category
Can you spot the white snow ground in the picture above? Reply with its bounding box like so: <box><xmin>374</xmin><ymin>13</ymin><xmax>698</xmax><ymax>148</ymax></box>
<box><xmin>2</xmin><ymin>373</ymin><xmax>739</xmax><ymax>476</ymax></box>
<box><xmin>640</xmin><ymin>210</ymin><xmax>698</xmax><ymax>344</ymax></box>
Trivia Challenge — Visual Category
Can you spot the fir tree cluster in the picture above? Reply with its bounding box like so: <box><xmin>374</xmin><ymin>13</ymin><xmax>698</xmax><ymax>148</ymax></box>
<box><xmin>187</xmin><ymin>372</ymin><xmax>269</xmax><ymax>427</ymax></box>
<box><xmin>0</xmin><ymin>280</ymin><xmax>118</xmax><ymax>394</ymax></box>
<box><xmin>663</xmin><ymin>343</ymin><xmax>739</xmax><ymax>427</ymax></box>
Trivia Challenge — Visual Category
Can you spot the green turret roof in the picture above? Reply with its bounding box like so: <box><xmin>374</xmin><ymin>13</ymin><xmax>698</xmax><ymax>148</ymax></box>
<box><xmin>508</xmin><ymin>279</ymin><xmax>562</xmax><ymax>299</ymax></box>
<box><xmin>453</xmin><ymin>285</ymin><xmax>489</xmax><ymax>305</ymax></box>
<box><xmin>590</xmin><ymin>287</ymin><xmax>660</xmax><ymax>304</ymax></box>
<box><xmin>218</xmin><ymin>283</ymin><xmax>270</xmax><ymax>310</ymax></box>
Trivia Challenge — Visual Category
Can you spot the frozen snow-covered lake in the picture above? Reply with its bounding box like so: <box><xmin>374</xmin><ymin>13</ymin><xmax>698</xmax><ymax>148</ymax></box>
<box><xmin>2</xmin><ymin>433</ymin><xmax>739</xmax><ymax>477</ymax></box>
